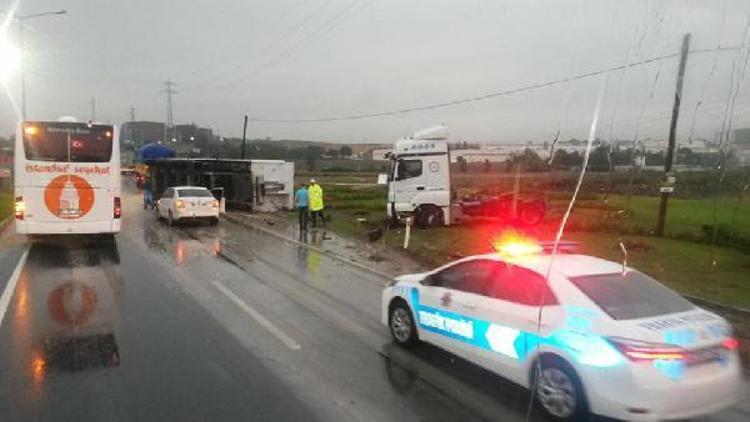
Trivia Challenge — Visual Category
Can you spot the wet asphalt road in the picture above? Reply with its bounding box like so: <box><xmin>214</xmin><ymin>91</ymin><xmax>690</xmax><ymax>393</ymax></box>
<box><xmin>0</xmin><ymin>183</ymin><xmax>747</xmax><ymax>421</ymax></box>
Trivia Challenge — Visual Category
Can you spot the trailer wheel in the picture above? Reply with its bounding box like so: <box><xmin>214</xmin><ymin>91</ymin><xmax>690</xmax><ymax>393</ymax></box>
<box><xmin>417</xmin><ymin>205</ymin><xmax>443</xmax><ymax>229</ymax></box>
<box><xmin>519</xmin><ymin>204</ymin><xmax>545</xmax><ymax>226</ymax></box>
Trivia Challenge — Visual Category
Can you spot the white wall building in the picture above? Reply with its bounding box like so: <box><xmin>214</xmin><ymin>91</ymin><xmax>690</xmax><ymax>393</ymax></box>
<box><xmin>370</xmin><ymin>148</ymin><xmax>391</xmax><ymax>161</ymax></box>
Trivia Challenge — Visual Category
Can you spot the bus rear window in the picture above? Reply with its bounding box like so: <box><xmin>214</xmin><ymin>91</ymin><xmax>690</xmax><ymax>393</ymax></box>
<box><xmin>23</xmin><ymin>122</ymin><xmax>113</xmax><ymax>163</ymax></box>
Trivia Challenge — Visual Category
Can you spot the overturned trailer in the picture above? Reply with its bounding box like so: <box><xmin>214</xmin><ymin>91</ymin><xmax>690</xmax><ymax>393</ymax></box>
<box><xmin>145</xmin><ymin>158</ymin><xmax>295</xmax><ymax>211</ymax></box>
<box><xmin>146</xmin><ymin>158</ymin><xmax>255</xmax><ymax>210</ymax></box>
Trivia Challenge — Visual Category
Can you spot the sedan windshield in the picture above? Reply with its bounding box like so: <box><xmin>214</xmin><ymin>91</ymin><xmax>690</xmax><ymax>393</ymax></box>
<box><xmin>569</xmin><ymin>271</ymin><xmax>695</xmax><ymax>320</ymax></box>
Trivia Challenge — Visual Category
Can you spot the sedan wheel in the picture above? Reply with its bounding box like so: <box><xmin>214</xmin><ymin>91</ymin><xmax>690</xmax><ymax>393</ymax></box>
<box><xmin>389</xmin><ymin>302</ymin><xmax>418</xmax><ymax>348</ymax></box>
<box><xmin>537</xmin><ymin>367</ymin><xmax>578</xmax><ymax>419</ymax></box>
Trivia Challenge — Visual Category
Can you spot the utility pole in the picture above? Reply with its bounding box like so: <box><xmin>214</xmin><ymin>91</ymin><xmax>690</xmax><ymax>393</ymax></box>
<box><xmin>241</xmin><ymin>115</ymin><xmax>248</xmax><ymax>159</ymax></box>
<box><xmin>90</xmin><ymin>97</ymin><xmax>96</xmax><ymax>121</ymax></box>
<box><xmin>127</xmin><ymin>105</ymin><xmax>135</xmax><ymax>144</ymax></box>
<box><xmin>656</xmin><ymin>33</ymin><xmax>690</xmax><ymax>237</ymax></box>
<box><xmin>162</xmin><ymin>79</ymin><xmax>177</xmax><ymax>142</ymax></box>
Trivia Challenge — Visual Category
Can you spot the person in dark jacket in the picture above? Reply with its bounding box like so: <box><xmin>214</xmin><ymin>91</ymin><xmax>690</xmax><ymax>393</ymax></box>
<box><xmin>295</xmin><ymin>183</ymin><xmax>310</xmax><ymax>231</ymax></box>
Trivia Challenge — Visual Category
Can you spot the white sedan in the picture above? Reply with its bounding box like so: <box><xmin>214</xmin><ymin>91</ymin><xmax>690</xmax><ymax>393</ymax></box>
<box><xmin>381</xmin><ymin>242</ymin><xmax>742</xmax><ymax>421</ymax></box>
<box><xmin>156</xmin><ymin>186</ymin><xmax>219</xmax><ymax>226</ymax></box>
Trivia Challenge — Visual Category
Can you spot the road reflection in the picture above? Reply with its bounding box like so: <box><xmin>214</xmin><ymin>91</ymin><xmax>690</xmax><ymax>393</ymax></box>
<box><xmin>380</xmin><ymin>341</ymin><xmax>545</xmax><ymax>421</ymax></box>
<box><xmin>294</xmin><ymin>230</ymin><xmax>326</xmax><ymax>285</ymax></box>
<box><xmin>143</xmin><ymin>219</ymin><xmax>223</xmax><ymax>265</ymax></box>
<box><xmin>19</xmin><ymin>240</ymin><xmax>123</xmax><ymax>390</ymax></box>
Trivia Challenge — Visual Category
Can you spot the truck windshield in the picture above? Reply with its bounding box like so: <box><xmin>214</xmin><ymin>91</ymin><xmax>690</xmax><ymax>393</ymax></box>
<box><xmin>397</xmin><ymin>159</ymin><xmax>422</xmax><ymax>180</ymax></box>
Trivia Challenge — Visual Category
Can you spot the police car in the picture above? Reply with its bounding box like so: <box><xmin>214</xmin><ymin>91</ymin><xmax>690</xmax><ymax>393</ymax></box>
<box><xmin>381</xmin><ymin>240</ymin><xmax>742</xmax><ymax>421</ymax></box>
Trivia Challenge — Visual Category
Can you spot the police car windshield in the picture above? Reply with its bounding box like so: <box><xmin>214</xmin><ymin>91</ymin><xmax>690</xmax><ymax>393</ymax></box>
<box><xmin>570</xmin><ymin>271</ymin><xmax>695</xmax><ymax>320</ymax></box>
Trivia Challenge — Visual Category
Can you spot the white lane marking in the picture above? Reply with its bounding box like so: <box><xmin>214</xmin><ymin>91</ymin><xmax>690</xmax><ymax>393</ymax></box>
<box><xmin>0</xmin><ymin>246</ymin><xmax>30</xmax><ymax>330</ymax></box>
<box><xmin>212</xmin><ymin>280</ymin><xmax>301</xmax><ymax>351</ymax></box>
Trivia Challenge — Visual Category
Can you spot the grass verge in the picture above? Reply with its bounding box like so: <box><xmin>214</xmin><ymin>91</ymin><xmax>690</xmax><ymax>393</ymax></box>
<box><xmin>311</xmin><ymin>183</ymin><xmax>750</xmax><ymax>309</ymax></box>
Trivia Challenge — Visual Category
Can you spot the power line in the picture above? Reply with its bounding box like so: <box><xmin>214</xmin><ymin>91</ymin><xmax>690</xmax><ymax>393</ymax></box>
<box><xmin>248</xmin><ymin>45</ymin><xmax>744</xmax><ymax>123</ymax></box>
<box><xmin>211</xmin><ymin>0</ymin><xmax>373</xmax><ymax>91</ymax></box>
<box><xmin>248</xmin><ymin>0</ymin><xmax>337</xmax><ymax>68</ymax></box>
<box><xmin>180</xmin><ymin>1</ymin><xmax>334</xmax><ymax>85</ymax></box>
<box><xmin>161</xmin><ymin>79</ymin><xmax>177</xmax><ymax>141</ymax></box>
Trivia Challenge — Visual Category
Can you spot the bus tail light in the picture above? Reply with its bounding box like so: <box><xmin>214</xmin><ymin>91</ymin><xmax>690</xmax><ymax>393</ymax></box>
<box><xmin>608</xmin><ymin>337</ymin><xmax>685</xmax><ymax>362</ymax></box>
<box><xmin>15</xmin><ymin>196</ymin><xmax>24</xmax><ymax>220</ymax></box>
<box><xmin>114</xmin><ymin>197</ymin><xmax>121</xmax><ymax>219</ymax></box>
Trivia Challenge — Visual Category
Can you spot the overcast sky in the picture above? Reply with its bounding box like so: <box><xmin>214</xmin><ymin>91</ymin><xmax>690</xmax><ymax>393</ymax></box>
<box><xmin>1</xmin><ymin>0</ymin><xmax>750</xmax><ymax>144</ymax></box>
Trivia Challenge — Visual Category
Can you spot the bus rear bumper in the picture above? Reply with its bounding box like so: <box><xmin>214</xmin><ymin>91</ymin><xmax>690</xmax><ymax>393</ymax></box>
<box><xmin>16</xmin><ymin>219</ymin><xmax>121</xmax><ymax>235</ymax></box>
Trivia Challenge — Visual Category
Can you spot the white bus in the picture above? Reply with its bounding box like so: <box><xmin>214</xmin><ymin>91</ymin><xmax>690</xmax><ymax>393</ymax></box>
<box><xmin>14</xmin><ymin>119</ymin><xmax>121</xmax><ymax>235</ymax></box>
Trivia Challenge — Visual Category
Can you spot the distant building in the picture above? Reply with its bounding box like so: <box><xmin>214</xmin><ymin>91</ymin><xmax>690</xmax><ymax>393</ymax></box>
<box><xmin>714</xmin><ymin>128</ymin><xmax>750</xmax><ymax>166</ymax></box>
<box><xmin>730</xmin><ymin>128</ymin><xmax>750</xmax><ymax>166</ymax></box>
<box><xmin>451</xmin><ymin>143</ymin><xmax>542</xmax><ymax>163</ymax></box>
<box><xmin>554</xmin><ymin>143</ymin><xmax>591</xmax><ymax>154</ymax></box>
<box><xmin>370</xmin><ymin>148</ymin><xmax>391</xmax><ymax>161</ymax></box>
<box><xmin>120</xmin><ymin>121</ymin><xmax>165</xmax><ymax>146</ymax></box>
<box><xmin>175</xmin><ymin>123</ymin><xmax>213</xmax><ymax>143</ymax></box>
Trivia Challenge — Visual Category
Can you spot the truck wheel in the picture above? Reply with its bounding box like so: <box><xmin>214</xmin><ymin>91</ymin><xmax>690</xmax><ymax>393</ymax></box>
<box><xmin>519</xmin><ymin>204</ymin><xmax>544</xmax><ymax>226</ymax></box>
<box><xmin>417</xmin><ymin>205</ymin><xmax>443</xmax><ymax>229</ymax></box>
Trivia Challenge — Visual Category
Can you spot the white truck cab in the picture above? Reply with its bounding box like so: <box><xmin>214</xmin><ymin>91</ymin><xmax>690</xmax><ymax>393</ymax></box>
<box><xmin>386</xmin><ymin>125</ymin><xmax>547</xmax><ymax>228</ymax></box>
<box><xmin>387</xmin><ymin>125</ymin><xmax>452</xmax><ymax>228</ymax></box>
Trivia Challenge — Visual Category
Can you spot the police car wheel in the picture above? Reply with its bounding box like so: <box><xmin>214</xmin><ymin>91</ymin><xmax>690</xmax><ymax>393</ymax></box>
<box><xmin>534</xmin><ymin>359</ymin><xmax>587</xmax><ymax>421</ymax></box>
<box><xmin>169</xmin><ymin>211</ymin><xmax>177</xmax><ymax>227</ymax></box>
<box><xmin>389</xmin><ymin>301</ymin><xmax>418</xmax><ymax>348</ymax></box>
<box><xmin>155</xmin><ymin>205</ymin><xmax>161</xmax><ymax>221</ymax></box>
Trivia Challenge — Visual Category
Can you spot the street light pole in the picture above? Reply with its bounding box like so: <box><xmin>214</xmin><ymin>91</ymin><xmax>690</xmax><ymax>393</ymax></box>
<box><xmin>11</xmin><ymin>9</ymin><xmax>67</xmax><ymax>121</ymax></box>
<box><xmin>19</xmin><ymin>19</ymin><xmax>25</xmax><ymax>120</ymax></box>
